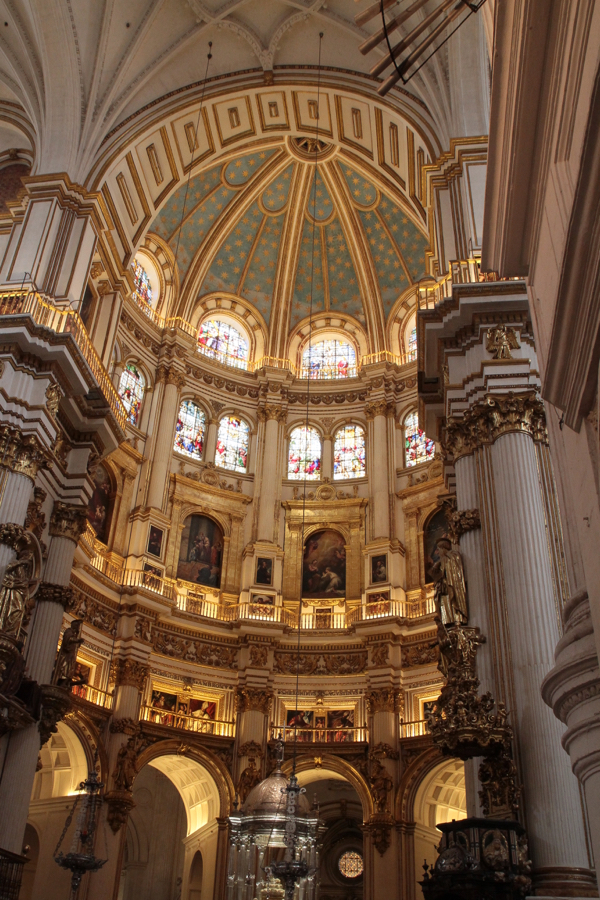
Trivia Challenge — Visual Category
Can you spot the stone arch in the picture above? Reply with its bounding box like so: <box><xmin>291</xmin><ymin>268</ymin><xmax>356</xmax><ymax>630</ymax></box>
<box><xmin>64</xmin><ymin>709</ymin><xmax>110</xmax><ymax>785</ymax></box>
<box><xmin>281</xmin><ymin>756</ymin><xmax>373</xmax><ymax>822</ymax></box>
<box><xmin>394</xmin><ymin>746</ymin><xmax>445</xmax><ymax>822</ymax></box>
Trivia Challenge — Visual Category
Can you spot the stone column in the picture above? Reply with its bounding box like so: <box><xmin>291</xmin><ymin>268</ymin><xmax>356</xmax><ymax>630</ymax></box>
<box><xmin>446</xmin><ymin>396</ymin><xmax>592</xmax><ymax>892</ymax></box>
<box><xmin>146</xmin><ymin>366</ymin><xmax>185</xmax><ymax>511</ymax></box>
<box><xmin>0</xmin><ymin>501</ymin><xmax>87</xmax><ymax>854</ymax></box>
<box><xmin>256</xmin><ymin>406</ymin><xmax>286</xmax><ymax>544</ymax></box>
<box><xmin>366</xmin><ymin>401</ymin><xmax>390</xmax><ymax>540</ymax></box>
<box><xmin>235</xmin><ymin>688</ymin><xmax>272</xmax><ymax>786</ymax></box>
<box><xmin>0</xmin><ymin>429</ymin><xmax>48</xmax><ymax>573</ymax></box>
<box><xmin>322</xmin><ymin>433</ymin><xmax>333</xmax><ymax>481</ymax></box>
<box><xmin>205</xmin><ymin>418</ymin><xmax>219</xmax><ymax>464</ymax></box>
<box><xmin>542</xmin><ymin>590</ymin><xmax>600</xmax><ymax>873</ymax></box>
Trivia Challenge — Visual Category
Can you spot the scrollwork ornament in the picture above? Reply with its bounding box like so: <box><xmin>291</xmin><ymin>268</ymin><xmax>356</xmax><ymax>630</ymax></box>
<box><xmin>45</xmin><ymin>382</ymin><xmax>62</xmax><ymax>418</ymax></box>
<box><xmin>38</xmin><ymin>683</ymin><xmax>72</xmax><ymax>747</ymax></box>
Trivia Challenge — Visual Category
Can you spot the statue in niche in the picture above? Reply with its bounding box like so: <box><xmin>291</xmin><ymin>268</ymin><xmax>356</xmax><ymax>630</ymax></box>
<box><xmin>486</xmin><ymin>324</ymin><xmax>520</xmax><ymax>360</ymax></box>
<box><xmin>0</xmin><ymin>543</ymin><xmax>40</xmax><ymax>640</ymax></box>
<box><xmin>431</xmin><ymin>538</ymin><xmax>468</xmax><ymax>626</ymax></box>
<box><xmin>237</xmin><ymin>757</ymin><xmax>261</xmax><ymax>804</ymax></box>
<box><xmin>52</xmin><ymin>619</ymin><xmax>85</xmax><ymax>687</ymax></box>
<box><xmin>370</xmin><ymin>758</ymin><xmax>393</xmax><ymax>813</ymax></box>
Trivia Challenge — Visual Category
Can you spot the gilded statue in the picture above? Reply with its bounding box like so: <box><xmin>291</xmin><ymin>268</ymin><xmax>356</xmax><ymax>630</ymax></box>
<box><xmin>52</xmin><ymin>619</ymin><xmax>85</xmax><ymax>687</ymax></box>
<box><xmin>237</xmin><ymin>757</ymin><xmax>261</xmax><ymax>804</ymax></box>
<box><xmin>0</xmin><ymin>547</ymin><xmax>39</xmax><ymax>640</ymax></box>
<box><xmin>431</xmin><ymin>539</ymin><xmax>468</xmax><ymax>626</ymax></box>
<box><xmin>486</xmin><ymin>324</ymin><xmax>520</xmax><ymax>360</ymax></box>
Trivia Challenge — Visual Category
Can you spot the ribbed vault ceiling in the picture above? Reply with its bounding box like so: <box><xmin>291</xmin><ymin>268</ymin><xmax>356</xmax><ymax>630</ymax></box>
<box><xmin>151</xmin><ymin>140</ymin><xmax>428</xmax><ymax>334</ymax></box>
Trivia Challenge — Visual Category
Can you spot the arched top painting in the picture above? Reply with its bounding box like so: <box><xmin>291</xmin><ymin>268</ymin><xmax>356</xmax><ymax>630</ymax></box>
<box><xmin>302</xmin><ymin>529</ymin><xmax>346</xmax><ymax>599</ymax></box>
<box><xmin>424</xmin><ymin>507</ymin><xmax>449</xmax><ymax>584</ymax></box>
<box><xmin>177</xmin><ymin>515</ymin><xmax>224</xmax><ymax>588</ymax></box>
<box><xmin>87</xmin><ymin>463</ymin><xmax>113</xmax><ymax>544</ymax></box>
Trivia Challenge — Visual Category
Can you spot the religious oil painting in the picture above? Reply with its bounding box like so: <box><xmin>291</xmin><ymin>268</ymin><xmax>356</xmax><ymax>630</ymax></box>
<box><xmin>187</xmin><ymin>699</ymin><xmax>217</xmax><ymax>720</ymax></box>
<box><xmin>424</xmin><ymin>508</ymin><xmax>449</xmax><ymax>583</ymax></box>
<box><xmin>327</xmin><ymin>709</ymin><xmax>355</xmax><ymax>734</ymax></box>
<box><xmin>143</xmin><ymin>562</ymin><xmax>163</xmax><ymax>590</ymax></box>
<box><xmin>371</xmin><ymin>554</ymin><xmax>387</xmax><ymax>584</ymax></box>
<box><xmin>286</xmin><ymin>710</ymin><xmax>313</xmax><ymax>728</ymax></box>
<box><xmin>302</xmin><ymin>529</ymin><xmax>346</xmax><ymax>599</ymax></box>
<box><xmin>177</xmin><ymin>514</ymin><xmax>224</xmax><ymax>588</ymax></box>
<box><xmin>255</xmin><ymin>557</ymin><xmax>273</xmax><ymax>585</ymax></box>
<box><xmin>87</xmin><ymin>463</ymin><xmax>112</xmax><ymax>544</ymax></box>
<box><xmin>147</xmin><ymin>525</ymin><xmax>164</xmax><ymax>558</ymax></box>
<box><xmin>151</xmin><ymin>690</ymin><xmax>177</xmax><ymax>714</ymax></box>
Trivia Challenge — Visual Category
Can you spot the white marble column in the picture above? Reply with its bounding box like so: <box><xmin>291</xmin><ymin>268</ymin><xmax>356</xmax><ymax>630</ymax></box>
<box><xmin>322</xmin><ymin>433</ymin><xmax>333</xmax><ymax>481</ymax></box>
<box><xmin>146</xmin><ymin>367</ymin><xmax>184</xmax><ymax>511</ymax></box>
<box><xmin>205</xmin><ymin>418</ymin><xmax>219</xmax><ymax>464</ymax></box>
<box><xmin>256</xmin><ymin>407</ymin><xmax>285</xmax><ymax>544</ymax></box>
<box><xmin>235</xmin><ymin>688</ymin><xmax>272</xmax><ymax>785</ymax></box>
<box><xmin>0</xmin><ymin>468</ymin><xmax>34</xmax><ymax>575</ymax></box>
<box><xmin>0</xmin><ymin>502</ymin><xmax>87</xmax><ymax>854</ymax></box>
<box><xmin>367</xmin><ymin>402</ymin><xmax>390</xmax><ymax>540</ymax></box>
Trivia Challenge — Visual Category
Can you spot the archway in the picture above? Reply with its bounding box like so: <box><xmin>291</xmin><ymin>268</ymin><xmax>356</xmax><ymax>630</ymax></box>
<box><xmin>412</xmin><ymin>758</ymin><xmax>466</xmax><ymax>886</ymax></box>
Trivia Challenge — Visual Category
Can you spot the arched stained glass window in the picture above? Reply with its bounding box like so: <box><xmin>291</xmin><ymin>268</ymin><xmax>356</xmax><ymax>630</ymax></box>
<box><xmin>407</xmin><ymin>326</ymin><xmax>417</xmax><ymax>360</ymax></box>
<box><xmin>215</xmin><ymin>416</ymin><xmax>250</xmax><ymax>472</ymax></box>
<box><xmin>404</xmin><ymin>411</ymin><xmax>435</xmax><ymax>467</ymax></box>
<box><xmin>334</xmin><ymin>425</ymin><xmax>366</xmax><ymax>480</ymax></box>
<box><xmin>301</xmin><ymin>340</ymin><xmax>357</xmax><ymax>379</ymax></box>
<box><xmin>198</xmin><ymin>318</ymin><xmax>249</xmax><ymax>369</ymax></box>
<box><xmin>174</xmin><ymin>400</ymin><xmax>206</xmax><ymax>459</ymax></box>
<box><xmin>131</xmin><ymin>259</ymin><xmax>153</xmax><ymax>306</ymax></box>
<box><xmin>118</xmin><ymin>363</ymin><xmax>145</xmax><ymax>426</ymax></box>
<box><xmin>288</xmin><ymin>427</ymin><xmax>321</xmax><ymax>480</ymax></box>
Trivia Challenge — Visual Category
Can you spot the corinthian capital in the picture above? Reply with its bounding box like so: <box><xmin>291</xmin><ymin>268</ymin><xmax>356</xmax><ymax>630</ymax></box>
<box><xmin>235</xmin><ymin>686</ymin><xmax>273</xmax><ymax>714</ymax></box>
<box><xmin>110</xmin><ymin>658</ymin><xmax>149</xmax><ymax>691</ymax></box>
<box><xmin>0</xmin><ymin>426</ymin><xmax>50</xmax><ymax>482</ymax></box>
<box><xmin>49</xmin><ymin>502</ymin><xmax>88</xmax><ymax>543</ymax></box>
<box><xmin>444</xmin><ymin>390</ymin><xmax>547</xmax><ymax>461</ymax></box>
<box><xmin>366</xmin><ymin>688</ymin><xmax>401</xmax><ymax>713</ymax></box>
<box><xmin>258</xmin><ymin>405</ymin><xmax>286</xmax><ymax>423</ymax></box>
<box><xmin>365</xmin><ymin>400</ymin><xmax>393</xmax><ymax>421</ymax></box>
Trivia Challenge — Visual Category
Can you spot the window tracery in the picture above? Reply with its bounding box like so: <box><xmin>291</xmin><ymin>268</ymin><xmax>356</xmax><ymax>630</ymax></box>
<box><xmin>131</xmin><ymin>258</ymin><xmax>153</xmax><ymax>306</ymax></box>
<box><xmin>288</xmin><ymin>427</ymin><xmax>321</xmax><ymax>480</ymax></box>
<box><xmin>118</xmin><ymin>363</ymin><xmax>145</xmax><ymax>426</ymax></box>
<box><xmin>198</xmin><ymin>318</ymin><xmax>249</xmax><ymax>369</ymax></box>
<box><xmin>338</xmin><ymin>851</ymin><xmax>363</xmax><ymax>879</ymax></box>
<box><xmin>404</xmin><ymin>411</ymin><xmax>434</xmax><ymax>467</ymax></box>
<box><xmin>300</xmin><ymin>339</ymin><xmax>357</xmax><ymax>379</ymax></box>
<box><xmin>215</xmin><ymin>416</ymin><xmax>250</xmax><ymax>472</ymax></box>
<box><xmin>174</xmin><ymin>400</ymin><xmax>206</xmax><ymax>459</ymax></box>
<box><xmin>333</xmin><ymin>425</ymin><xmax>366</xmax><ymax>479</ymax></box>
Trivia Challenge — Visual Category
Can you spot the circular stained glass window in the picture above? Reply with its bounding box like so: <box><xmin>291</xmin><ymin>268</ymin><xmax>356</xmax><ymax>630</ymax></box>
<box><xmin>338</xmin><ymin>851</ymin><xmax>363</xmax><ymax>879</ymax></box>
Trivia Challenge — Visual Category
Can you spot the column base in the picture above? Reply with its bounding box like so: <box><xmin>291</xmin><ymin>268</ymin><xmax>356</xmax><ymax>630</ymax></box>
<box><xmin>531</xmin><ymin>868</ymin><xmax>598</xmax><ymax>897</ymax></box>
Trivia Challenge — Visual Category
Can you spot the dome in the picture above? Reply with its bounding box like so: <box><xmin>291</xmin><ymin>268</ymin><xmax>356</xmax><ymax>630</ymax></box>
<box><xmin>242</xmin><ymin>768</ymin><xmax>311</xmax><ymax>817</ymax></box>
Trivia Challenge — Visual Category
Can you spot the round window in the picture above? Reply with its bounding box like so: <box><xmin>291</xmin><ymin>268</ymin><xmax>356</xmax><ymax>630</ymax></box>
<box><xmin>338</xmin><ymin>851</ymin><xmax>363</xmax><ymax>879</ymax></box>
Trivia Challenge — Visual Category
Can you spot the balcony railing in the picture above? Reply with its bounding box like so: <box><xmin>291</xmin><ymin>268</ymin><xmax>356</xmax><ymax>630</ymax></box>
<box><xmin>347</xmin><ymin>595</ymin><xmax>435</xmax><ymax>623</ymax></box>
<box><xmin>271</xmin><ymin>725</ymin><xmax>367</xmax><ymax>743</ymax></box>
<box><xmin>71</xmin><ymin>684</ymin><xmax>114</xmax><ymax>709</ymax></box>
<box><xmin>140</xmin><ymin>705</ymin><xmax>234</xmax><ymax>736</ymax></box>
<box><xmin>0</xmin><ymin>848</ymin><xmax>27</xmax><ymax>900</ymax></box>
<box><xmin>0</xmin><ymin>290</ymin><xmax>128</xmax><ymax>430</ymax></box>
<box><xmin>400</xmin><ymin>719</ymin><xmax>430</xmax><ymax>739</ymax></box>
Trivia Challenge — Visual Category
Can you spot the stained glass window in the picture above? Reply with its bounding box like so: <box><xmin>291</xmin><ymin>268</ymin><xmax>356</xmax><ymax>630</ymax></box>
<box><xmin>131</xmin><ymin>259</ymin><xmax>153</xmax><ymax>306</ymax></box>
<box><xmin>198</xmin><ymin>318</ymin><xmax>249</xmax><ymax>369</ymax></box>
<box><xmin>288</xmin><ymin>427</ymin><xmax>321</xmax><ymax>480</ymax></box>
<box><xmin>118</xmin><ymin>363</ymin><xmax>145</xmax><ymax>426</ymax></box>
<box><xmin>407</xmin><ymin>326</ymin><xmax>417</xmax><ymax>360</ymax></box>
<box><xmin>215</xmin><ymin>416</ymin><xmax>250</xmax><ymax>472</ymax></box>
<box><xmin>334</xmin><ymin>425</ymin><xmax>366</xmax><ymax>480</ymax></box>
<box><xmin>174</xmin><ymin>400</ymin><xmax>206</xmax><ymax>459</ymax></box>
<box><xmin>404</xmin><ymin>411</ymin><xmax>435</xmax><ymax>467</ymax></box>
<box><xmin>300</xmin><ymin>340</ymin><xmax>357</xmax><ymax>379</ymax></box>
<box><xmin>338</xmin><ymin>852</ymin><xmax>363</xmax><ymax>879</ymax></box>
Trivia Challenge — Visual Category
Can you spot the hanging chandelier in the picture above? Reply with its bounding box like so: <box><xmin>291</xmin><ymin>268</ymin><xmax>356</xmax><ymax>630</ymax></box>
<box><xmin>54</xmin><ymin>766</ymin><xmax>107</xmax><ymax>897</ymax></box>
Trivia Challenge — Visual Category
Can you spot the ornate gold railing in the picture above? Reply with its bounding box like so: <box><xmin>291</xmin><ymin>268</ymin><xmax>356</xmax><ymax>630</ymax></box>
<box><xmin>400</xmin><ymin>719</ymin><xmax>429</xmax><ymax>739</ymax></box>
<box><xmin>271</xmin><ymin>724</ymin><xmax>367</xmax><ymax>743</ymax></box>
<box><xmin>0</xmin><ymin>290</ymin><xmax>128</xmax><ymax>430</ymax></box>
<box><xmin>71</xmin><ymin>684</ymin><xmax>114</xmax><ymax>709</ymax></box>
<box><xmin>140</xmin><ymin>705</ymin><xmax>234</xmax><ymax>736</ymax></box>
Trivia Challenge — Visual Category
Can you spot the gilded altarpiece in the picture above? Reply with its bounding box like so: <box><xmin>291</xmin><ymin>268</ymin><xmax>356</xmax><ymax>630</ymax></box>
<box><xmin>281</xmin><ymin>495</ymin><xmax>367</xmax><ymax>604</ymax></box>
<box><xmin>165</xmin><ymin>473</ymin><xmax>251</xmax><ymax>594</ymax></box>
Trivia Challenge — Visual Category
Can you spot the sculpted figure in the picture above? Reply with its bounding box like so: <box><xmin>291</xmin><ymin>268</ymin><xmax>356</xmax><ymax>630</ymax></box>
<box><xmin>370</xmin><ymin>759</ymin><xmax>393</xmax><ymax>813</ymax></box>
<box><xmin>52</xmin><ymin>619</ymin><xmax>85</xmax><ymax>687</ymax></box>
<box><xmin>431</xmin><ymin>539</ymin><xmax>468</xmax><ymax>626</ymax></box>
<box><xmin>237</xmin><ymin>757</ymin><xmax>261</xmax><ymax>804</ymax></box>
<box><xmin>113</xmin><ymin>730</ymin><xmax>145</xmax><ymax>791</ymax></box>
<box><xmin>0</xmin><ymin>550</ymin><xmax>36</xmax><ymax>639</ymax></box>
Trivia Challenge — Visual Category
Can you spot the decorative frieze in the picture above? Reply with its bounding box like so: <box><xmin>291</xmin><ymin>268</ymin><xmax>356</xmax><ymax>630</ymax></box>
<box><xmin>273</xmin><ymin>649</ymin><xmax>367</xmax><ymax>676</ymax></box>
<box><xmin>401</xmin><ymin>644</ymin><xmax>438</xmax><ymax>668</ymax></box>
<box><xmin>235</xmin><ymin>687</ymin><xmax>272</xmax><ymax>714</ymax></box>
<box><xmin>249</xmin><ymin>644</ymin><xmax>268</xmax><ymax>667</ymax></box>
<box><xmin>444</xmin><ymin>391</ymin><xmax>548</xmax><ymax>461</ymax></box>
<box><xmin>153</xmin><ymin>630</ymin><xmax>238</xmax><ymax>669</ymax></box>
<box><xmin>37</xmin><ymin>581</ymin><xmax>73</xmax><ymax>609</ymax></box>
<box><xmin>49</xmin><ymin>501</ymin><xmax>88</xmax><ymax>543</ymax></box>
<box><xmin>70</xmin><ymin>588</ymin><xmax>118</xmax><ymax>635</ymax></box>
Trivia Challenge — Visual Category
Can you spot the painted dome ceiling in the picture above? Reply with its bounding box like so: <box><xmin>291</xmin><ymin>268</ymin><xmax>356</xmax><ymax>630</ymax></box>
<box><xmin>149</xmin><ymin>139</ymin><xmax>429</xmax><ymax>334</ymax></box>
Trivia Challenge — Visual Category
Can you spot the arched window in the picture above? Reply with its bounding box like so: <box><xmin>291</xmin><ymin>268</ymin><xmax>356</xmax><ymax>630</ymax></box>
<box><xmin>131</xmin><ymin>258</ymin><xmax>153</xmax><ymax>306</ymax></box>
<box><xmin>334</xmin><ymin>425</ymin><xmax>366</xmax><ymax>480</ymax></box>
<box><xmin>404</xmin><ymin>411</ymin><xmax>434</xmax><ymax>467</ymax></box>
<box><xmin>407</xmin><ymin>326</ymin><xmax>417</xmax><ymax>360</ymax></box>
<box><xmin>174</xmin><ymin>400</ymin><xmax>206</xmax><ymax>459</ymax></box>
<box><xmin>288</xmin><ymin>427</ymin><xmax>321</xmax><ymax>480</ymax></box>
<box><xmin>301</xmin><ymin>339</ymin><xmax>357</xmax><ymax>379</ymax></box>
<box><xmin>118</xmin><ymin>363</ymin><xmax>145</xmax><ymax>426</ymax></box>
<box><xmin>215</xmin><ymin>416</ymin><xmax>250</xmax><ymax>472</ymax></box>
<box><xmin>198</xmin><ymin>318</ymin><xmax>249</xmax><ymax>369</ymax></box>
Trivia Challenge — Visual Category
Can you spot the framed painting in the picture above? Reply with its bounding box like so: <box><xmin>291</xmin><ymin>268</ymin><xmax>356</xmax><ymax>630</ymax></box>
<box><xmin>147</xmin><ymin>525</ymin><xmax>164</xmax><ymax>558</ymax></box>
<box><xmin>302</xmin><ymin>529</ymin><xmax>346</xmax><ymax>599</ymax></box>
<box><xmin>255</xmin><ymin>557</ymin><xmax>273</xmax><ymax>586</ymax></box>
<box><xmin>371</xmin><ymin>554</ymin><xmax>387</xmax><ymax>584</ymax></box>
<box><xmin>286</xmin><ymin>710</ymin><xmax>313</xmax><ymax>728</ymax></box>
<box><xmin>177</xmin><ymin>514</ymin><xmax>224</xmax><ymax>588</ymax></box>
<box><xmin>424</xmin><ymin>508</ymin><xmax>449</xmax><ymax>583</ymax></box>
